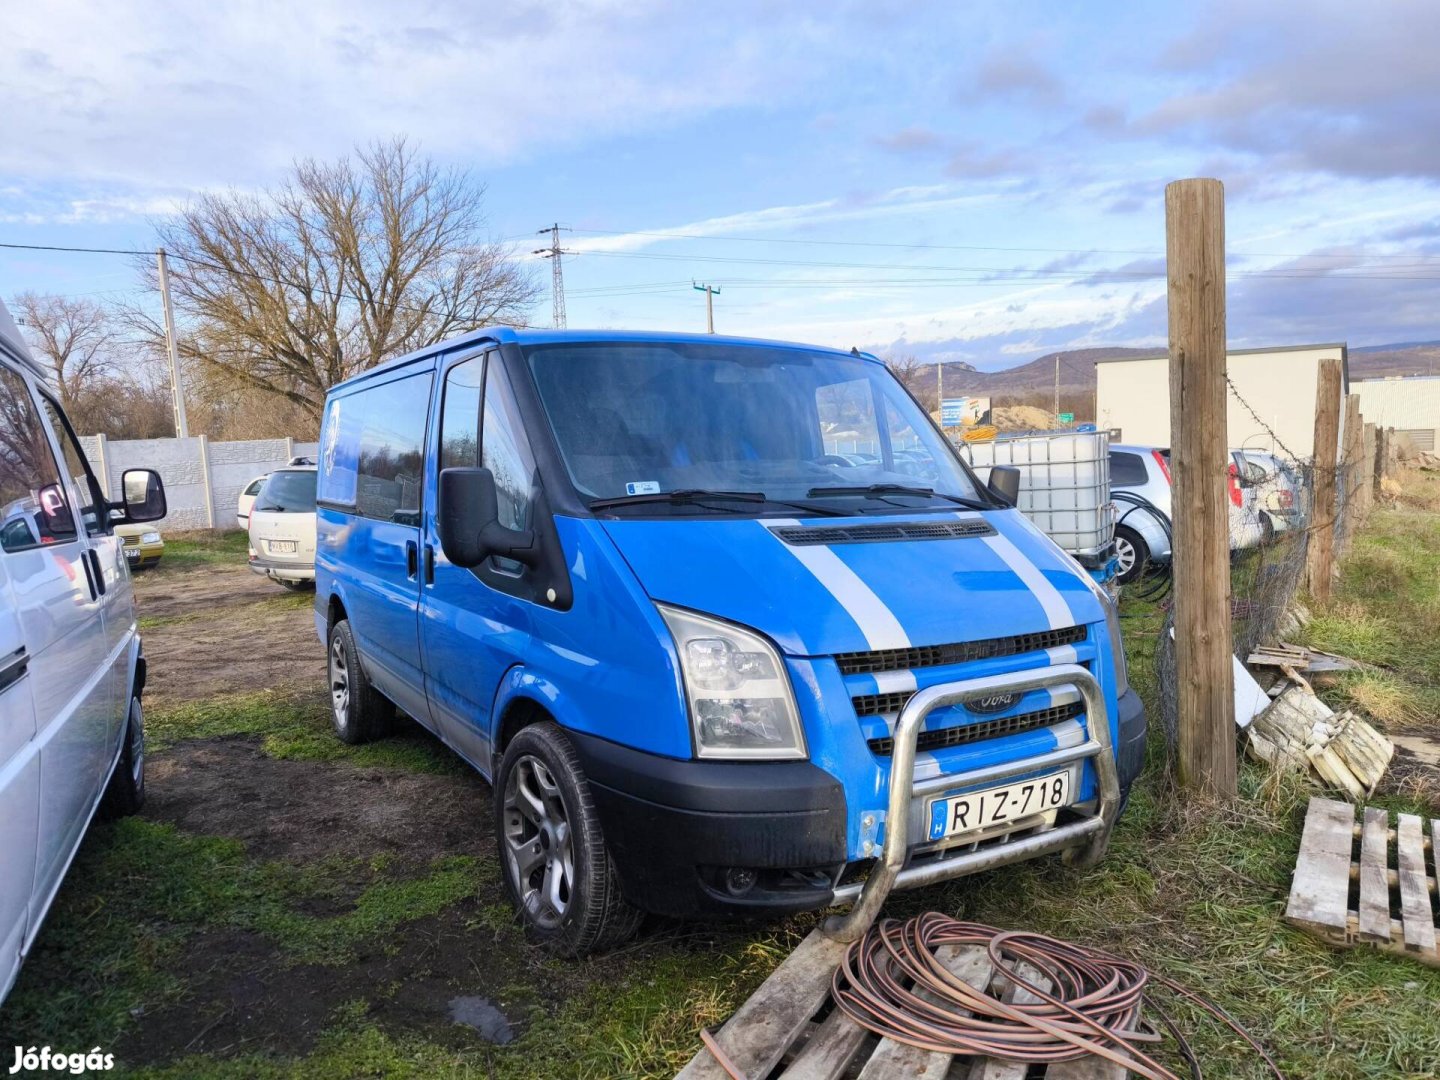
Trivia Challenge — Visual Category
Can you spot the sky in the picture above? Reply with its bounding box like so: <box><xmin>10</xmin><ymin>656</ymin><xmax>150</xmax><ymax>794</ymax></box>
<box><xmin>2</xmin><ymin>0</ymin><xmax>1438</xmax><ymax>371</ymax></box>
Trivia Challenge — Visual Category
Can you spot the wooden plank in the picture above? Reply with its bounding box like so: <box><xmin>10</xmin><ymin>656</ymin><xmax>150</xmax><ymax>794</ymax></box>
<box><xmin>1396</xmin><ymin>814</ymin><xmax>1438</xmax><ymax>954</ymax></box>
<box><xmin>778</xmin><ymin>1007</ymin><xmax>869</xmax><ymax>1080</ymax></box>
<box><xmin>1286</xmin><ymin>798</ymin><xmax>1355</xmax><ymax>932</ymax></box>
<box><xmin>856</xmin><ymin>945</ymin><xmax>993</xmax><ymax>1080</ymax></box>
<box><xmin>1358</xmin><ymin>807</ymin><xmax>1393</xmax><ymax>943</ymax></box>
<box><xmin>676</xmin><ymin>930</ymin><xmax>850</xmax><ymax>1080</ymax></box>
<box><xmin>968</xmin><ymin>961</ymin><xmax>1050</xmax><ymax>1080</ymax></box>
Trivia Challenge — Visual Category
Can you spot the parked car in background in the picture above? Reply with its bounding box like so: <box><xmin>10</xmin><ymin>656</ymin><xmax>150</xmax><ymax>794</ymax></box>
<box><xmin>313</xmin><ymin>328</ymin><xmax>1145</xmax><ymax>956</ymax></box>
<box><xmin>237</xmin><ymin>473</ymin><xmax>268</xmax><ymax>530</ymax></box>
<box><xmin>247</xmin><ymin>465</ymin><xmax>317</xmax><ymax>590</ymax></box>
<box><xmin>0</xmin><ymin>297</ymin><xmax>166</xmax><ymax>1006</ymax></box>
<box><xmin>114</xmin><ymin>523</ymin><xmax>164</xmax><ymax>570</ymax></box>
<box><xmin>1234</xmin><ymin>449</ymin><xmax>1303</xmax><ymax>539</ymax></box>
<box><xmin>1107</xmin><ymin>444</ymin><xmax>1264</xmax><ymax>584</ymax></box>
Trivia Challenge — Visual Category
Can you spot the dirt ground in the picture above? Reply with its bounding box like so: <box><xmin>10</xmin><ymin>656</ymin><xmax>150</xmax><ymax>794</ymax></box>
<box><xmin>137</xmin><ymin>563</ymin><xmax>325</xmax><ymax>710</ymax></box>
<box><xmin>119</xmin><ymin>561</ymin><xmax>556</xmax><ymax>1066</ymax></box>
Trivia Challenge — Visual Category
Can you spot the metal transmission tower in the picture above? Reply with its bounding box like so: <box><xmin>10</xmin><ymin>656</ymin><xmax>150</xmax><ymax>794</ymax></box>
<box><xmin>534</xmin><ymin>224</ymin><xmax>571</xmax><ymax>329</ymax></box>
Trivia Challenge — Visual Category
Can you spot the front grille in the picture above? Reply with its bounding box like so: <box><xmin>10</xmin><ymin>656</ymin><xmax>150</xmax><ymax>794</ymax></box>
<box><xmin>120</xmin><ymin>535</ymin><xmax>140</xmax><ymax>547</ymax></box>
<box><xmin>835</xmin><ymin>623</ymin><xmax>1087</xmax><ymax>677</ymax></box>
<box><xmin>867</xmin><ymin>701</ymin><xmax>1083</xmax><ymax>755</ymax></box>
<box><xmin>770</xmin><ymin>520</ymin><xmax>995</xmax><ymax>546</ymax></box>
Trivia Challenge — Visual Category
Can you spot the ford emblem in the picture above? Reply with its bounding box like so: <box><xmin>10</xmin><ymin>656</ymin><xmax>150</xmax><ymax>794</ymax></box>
<box><xmin>967</xmin><ymin>692</ymin><xmax>1020</xmax><ymax>716</ymax></box>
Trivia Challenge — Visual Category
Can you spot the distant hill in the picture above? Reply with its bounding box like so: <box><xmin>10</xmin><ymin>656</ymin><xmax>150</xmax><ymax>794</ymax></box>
<box><xmin>929</xmin><ymin>342</ymin><xmax>1440</xmax><ymax>398</ymax></box>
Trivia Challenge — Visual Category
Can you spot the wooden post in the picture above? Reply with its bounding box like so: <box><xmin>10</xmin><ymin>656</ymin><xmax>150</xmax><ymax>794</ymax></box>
<box><xmin>1339</xmin><ymin>396</ymin><xmax>1363</xmax><ymax>553</ymax></box>
<box><xmin>1166</xmin><ymin>178</ymin><xmax>1236</xmax><ymax>797</ymax></box>
<box><xmin>1370</xmin><ymin>426</ymin><xmax>1382</xmax><ymax>504</ymax></box>
<box><xmin>1306</xmin><ymin>358</ymin><xmax>1343</xmax><ymax>602</ymax></box>
<box><xmin>1361</xmin><ymin>423</ymin><xmax>1376</xmax><ymax>516</ymax></box>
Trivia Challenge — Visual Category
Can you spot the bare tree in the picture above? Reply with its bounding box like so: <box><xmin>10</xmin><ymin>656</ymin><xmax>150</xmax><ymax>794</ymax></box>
<box><xmin>885</xmin><ymin>354</ymin><xmax>935</xmax><ymax>410</ymax></box>
<box><xmin>128</xmin><ymin>138</ymin><xmax>540</xmax><ymax>422</ymax></box>
<box><xmin>13</xmin><ymin>292</ymin><xmax>120</xmax><ymax>413</ymax></box>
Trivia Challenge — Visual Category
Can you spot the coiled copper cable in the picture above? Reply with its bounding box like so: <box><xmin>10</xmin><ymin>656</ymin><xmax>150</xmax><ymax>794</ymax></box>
<box><xmin>829</xmin><ymin>913</ymin><xmax>1285</xmax><ymax>1080</ymax></box>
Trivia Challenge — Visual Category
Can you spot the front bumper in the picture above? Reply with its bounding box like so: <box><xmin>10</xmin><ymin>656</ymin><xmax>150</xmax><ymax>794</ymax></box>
<box><xmin>570</xmin><ymin>682</ymin><xmax>1147</xmax><ymax>921</ymax></box>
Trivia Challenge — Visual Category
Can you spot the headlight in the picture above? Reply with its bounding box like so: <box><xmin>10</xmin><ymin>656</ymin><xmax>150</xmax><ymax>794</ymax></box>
<box><xmin>658</xmin><ymin>605</ymin><xmax>806</xmax><ymax>760</ymax></box>
<box><xmin>140</xmin><ymin>531</ymin><xmax>162</xmax><ymax>545</ymax></box>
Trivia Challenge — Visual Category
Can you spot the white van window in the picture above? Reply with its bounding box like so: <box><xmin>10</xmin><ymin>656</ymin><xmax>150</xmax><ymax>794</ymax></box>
<box><xmin>439</xmin><ymin>356</ymin><xmax>483</xmax><ymax>471</ymax></box>
<box><xmin>38</xmin><ymin>394</ymin><xmax>107</xmax><ymax>535</ymax></box>
<box><xmin>356</xmin><ymin>372</ymin><xmax>432</xmax><ymax>525</ymax></box>
<box><xmin>0</xmin><ymin>366</ymin><xmax>79</xmax><ymax>552</ymax></box>
<box><xmin>481</xmin><ymin>362</ymin><xmax>535</xmax><ymax>574</ymax></box>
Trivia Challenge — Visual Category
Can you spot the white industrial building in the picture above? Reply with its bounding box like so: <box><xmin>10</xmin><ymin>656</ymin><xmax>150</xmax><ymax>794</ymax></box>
<box><xmin>1351</xmin><ymin>376</ymin><xmax>1440</xmax><ymax>452</ymax></box>
<box><xmin>1095</xmin><ymin>343</ymin><xmax>1349</xmax><ymax>460</ymax></box>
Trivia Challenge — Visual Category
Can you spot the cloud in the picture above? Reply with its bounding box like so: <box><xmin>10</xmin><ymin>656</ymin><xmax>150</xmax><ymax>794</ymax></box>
<box><xmin>1126</xmin><ymin>1</ymin><xmax>1440</xmax><ymax>181</ymax></box>
<box><xmin>873</xmin><ymin>127</ymin><xmax>944</xmax><ymax>155</ymax></box>
<box><xmin>971</xmin><ymin>53</ymin><xmax>1062</xmax><ymax>105</ymax></box>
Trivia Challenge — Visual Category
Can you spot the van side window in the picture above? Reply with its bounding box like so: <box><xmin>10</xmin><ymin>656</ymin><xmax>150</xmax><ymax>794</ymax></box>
<box><xmin>38</xmin><ymin>394</ymin><xmax>107</xmax><ymax>535</ymax></box>
<box><xmin>0</xmin><ymin>366</ymin><xmax>79</xmax><ymax>552</ymax></box>
<box><xmin>816</xmin><ymin>376</ymin><xmax>880</xmax><ymax>459</ymax></box>
<box><xmin>883</xmin><ymin>397</ymin><xmax>941</xmax><ymax>482</ymax></box>
<box><xmin>356</xmin><ymin>372</ymin><xmax>432</xmax><ymax>526</ymax></box>
<box><xmin>481</xmin><ymin>362</ymin><xmax>536</xmax><ymax>574</ymax></box>
<box><xmin>439</xmin><ymin>356</ymin><xmax>483</xmax><ymax>470</ymax></box>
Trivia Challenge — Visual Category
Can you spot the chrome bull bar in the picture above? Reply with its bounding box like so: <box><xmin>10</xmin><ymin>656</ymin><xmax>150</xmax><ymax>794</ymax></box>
<box><xmin>822</xmin><ymin>663</ymin><xmax>1118</xmax><ymax>942</ymax></box>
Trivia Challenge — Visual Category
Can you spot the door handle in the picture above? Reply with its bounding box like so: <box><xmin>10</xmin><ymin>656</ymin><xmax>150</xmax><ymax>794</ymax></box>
<box><xmin>80</xmin><ymin>550</ymin><xmax>99</xmax><ymax>600</ymax></box>
<box><xmin>406</xmin><ymin>539</ymin><xmax>419</xmax><ymax>578</ymax></box>
<box><xmin>424</xmin><ymin>544</ymin><xmax>435</xmax><ymax>584</ymax></box>
<box><xmin>88</xmin><ymin>549</ymin><xmax>107</xmax><ymax>595</ymax></box>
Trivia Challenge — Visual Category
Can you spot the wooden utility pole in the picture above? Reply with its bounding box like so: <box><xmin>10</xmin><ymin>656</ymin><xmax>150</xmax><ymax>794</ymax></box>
<box><xmin>1165</xmin><ymin>178</ymin><xmax>1236</xmax><ymax>797</ymax></box>
<box><xmin>1306</xmin><ymin>358</ymin><xmax>1343</xmax><ymax>602</ymax></box>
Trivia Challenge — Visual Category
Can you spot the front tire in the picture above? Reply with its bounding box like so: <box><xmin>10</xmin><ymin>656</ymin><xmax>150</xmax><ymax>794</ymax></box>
<box><xmin>100</xmin><ymin>696</ymin><xmax>146</xmax><ymax>819</ymax></box>
<box><xmin>495</xmin><ymin>723</ymin><xmax>642</xmax><ymax>956</ymax></box>
<box><xmin>328</xmin><ymin>619</ymin><xmax>394</xmax><ymax>744</ymax></box>
<box><xmin>1113</xmin><ymin>525</ymin><xmax>1150</xmax><ymax>585</ymax></box>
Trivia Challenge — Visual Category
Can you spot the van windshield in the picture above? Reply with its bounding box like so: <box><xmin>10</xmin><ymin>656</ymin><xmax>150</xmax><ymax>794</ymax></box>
<box><xmin>255</xmin><ymin>470</ymin><xmax>317</xmax><ymax>513</ymax></box>
<box><xmin>525</xmin><ymin>341</ymin><xmax>983</xmax><ymax>511</ymax></box>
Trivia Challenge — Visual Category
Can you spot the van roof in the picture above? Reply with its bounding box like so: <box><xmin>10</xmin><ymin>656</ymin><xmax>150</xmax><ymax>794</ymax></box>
<box><xmin>331</xmin><ymin>327</ymin><xmax>882</xmax><ymax>393</ymax></box>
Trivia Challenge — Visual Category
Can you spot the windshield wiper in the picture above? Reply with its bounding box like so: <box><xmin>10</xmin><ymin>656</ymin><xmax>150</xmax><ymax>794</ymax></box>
<box><xmin>805</xmin><ymin>484</ymin><xmax>993</xmax><ymax>511</ymax></box>
<box><xmin>589</xmin><ymin>489</ymin><xmax>848</xmax><ymax>517</ymax></box>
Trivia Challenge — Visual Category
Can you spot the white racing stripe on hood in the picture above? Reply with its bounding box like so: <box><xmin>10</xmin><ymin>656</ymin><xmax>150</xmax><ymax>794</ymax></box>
<box><xmin>980</xmin><ymin>531</ymin><xmax>1073</xmax><ymax>630</ymax></box>
<box><xmin>767</xmin><ymin>520</ymin><xmax>910</xmax><ymax>651</ymax></box>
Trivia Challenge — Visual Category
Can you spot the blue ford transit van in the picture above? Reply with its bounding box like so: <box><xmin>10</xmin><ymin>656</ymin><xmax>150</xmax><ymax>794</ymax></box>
<box><xmin>315</xmin><ymin>330</ymin><xmax>1145</xmax><ymax>954</ymax></box>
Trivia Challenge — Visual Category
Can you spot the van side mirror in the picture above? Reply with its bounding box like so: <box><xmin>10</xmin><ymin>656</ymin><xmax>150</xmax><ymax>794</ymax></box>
<box><xmin>437</xmin><ymin>467</ymin><xmax>540</xmax><ymax>569</ymax></box>
<box><xmin>987</xmin><ymin>465</ymin><xmax>1020</xmax><ymax>508</ymax></box>
<box><xmin>119</xmin><ymin>469</ymin><xmax>166</xmax><ymax>523</ymax></box>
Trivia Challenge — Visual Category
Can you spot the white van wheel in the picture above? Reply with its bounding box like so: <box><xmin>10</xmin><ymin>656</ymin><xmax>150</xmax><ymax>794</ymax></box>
<box><xmin>495</xmin><ymin>723</ymin><xmax>642</xmax><ymax>956</ymax></box>
<box><xmin>327</xmin><ymin>619</ymin><xmax>393</xmax><ymax>744</ymax></box>
<box><xmin>101</xmin><ymin>696</ymin><xmax>146</xmax><ymax>819</ymax></box>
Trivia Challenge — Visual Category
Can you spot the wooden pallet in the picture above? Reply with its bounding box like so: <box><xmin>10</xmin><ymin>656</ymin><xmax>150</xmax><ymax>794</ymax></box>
<box><xmin>1285</xmin><ymin>797</ymin><xmax>1440</xmax><ymax>968</ymax></box>
<box><xmin>675</xmin><ymin>928</ymin><xmax>1135</xmax><ymax>1080</ymax></box>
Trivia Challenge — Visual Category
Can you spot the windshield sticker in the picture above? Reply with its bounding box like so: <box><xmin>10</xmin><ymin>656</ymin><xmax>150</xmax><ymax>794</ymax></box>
<box><xmin>625</xmin><ymin>481</ymin><xmax>661</xmax><ymax>496</ymax></box>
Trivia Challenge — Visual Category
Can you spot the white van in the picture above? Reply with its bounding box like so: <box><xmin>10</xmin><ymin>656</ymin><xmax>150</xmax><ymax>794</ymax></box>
<box><xmin>246</xmin><ymin>465</ymin><xmax>317</xmax><ymax>589</ymax></box>
<box><xmin>0</xmin><ymin>298</ymin><xmax>166</xmax><ymax>1005</ymax></box>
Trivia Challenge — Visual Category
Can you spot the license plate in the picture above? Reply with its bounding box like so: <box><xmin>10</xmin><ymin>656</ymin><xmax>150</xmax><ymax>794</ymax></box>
<box><xmin>268</xmin><ymin>540</ymin><xmax>297</xmax><ymax>553</ymax></box>
<box><xmin>927</xmin><ymin>770</ymin><xmax>1071</xmax><ymax>842</ymax></box>
<box><xmin>124</xmin><ymin>549</ymin><xmax>140</xmax><ymax>560</ymax></box>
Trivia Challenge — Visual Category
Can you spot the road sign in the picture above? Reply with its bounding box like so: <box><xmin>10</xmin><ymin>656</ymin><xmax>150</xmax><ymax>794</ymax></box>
<box><xmin>1058</xmin><ymin>412</ymin><xmax>1074</xmax><ymax>424</ymax></box>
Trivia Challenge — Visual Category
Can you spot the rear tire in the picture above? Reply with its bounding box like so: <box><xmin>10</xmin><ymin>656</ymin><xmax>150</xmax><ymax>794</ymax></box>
<box><xmin>1113</xmin><ymin>525</ymin><xmax>1150</xmax><ymax>585</ymax></box>
<box><xmin>328</xmin><ymin>619</ymin><xmax>394</xmax><ymax>744</ymax></box>
<box><xmin>100</xmin><ymin>696</ymin><xmax>146</xmax><ymax>819</ymax></box>
<box><xmin>495</xmin><ymin>722</ymin><xmax>643</xmax><ymax>956</ymax></box>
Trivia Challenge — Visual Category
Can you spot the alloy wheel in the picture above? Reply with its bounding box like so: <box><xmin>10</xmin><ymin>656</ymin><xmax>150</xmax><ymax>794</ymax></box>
<box><xmin>502</xmin><ymin>755</ymin><xmax>574</xmax><ymax>930</ymax></box>
<box><xmin>330</xmin><ymin>636</ymin><xmax>350</xmax><ymax>728</ymax></box>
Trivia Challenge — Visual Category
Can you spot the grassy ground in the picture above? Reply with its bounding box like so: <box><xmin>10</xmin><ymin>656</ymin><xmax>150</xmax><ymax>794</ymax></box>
<box><xmin>3</xmin><ymin>485</ymin><xmax>1438</xmax><ymax>1077</ymax></box>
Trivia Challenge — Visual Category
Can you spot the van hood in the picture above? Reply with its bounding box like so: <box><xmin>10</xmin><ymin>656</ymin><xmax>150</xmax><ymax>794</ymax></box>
<box><xmin>600</xmin><ymin>509</ymin><xmax>1103</xmax><ymax>658</ymax></box>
